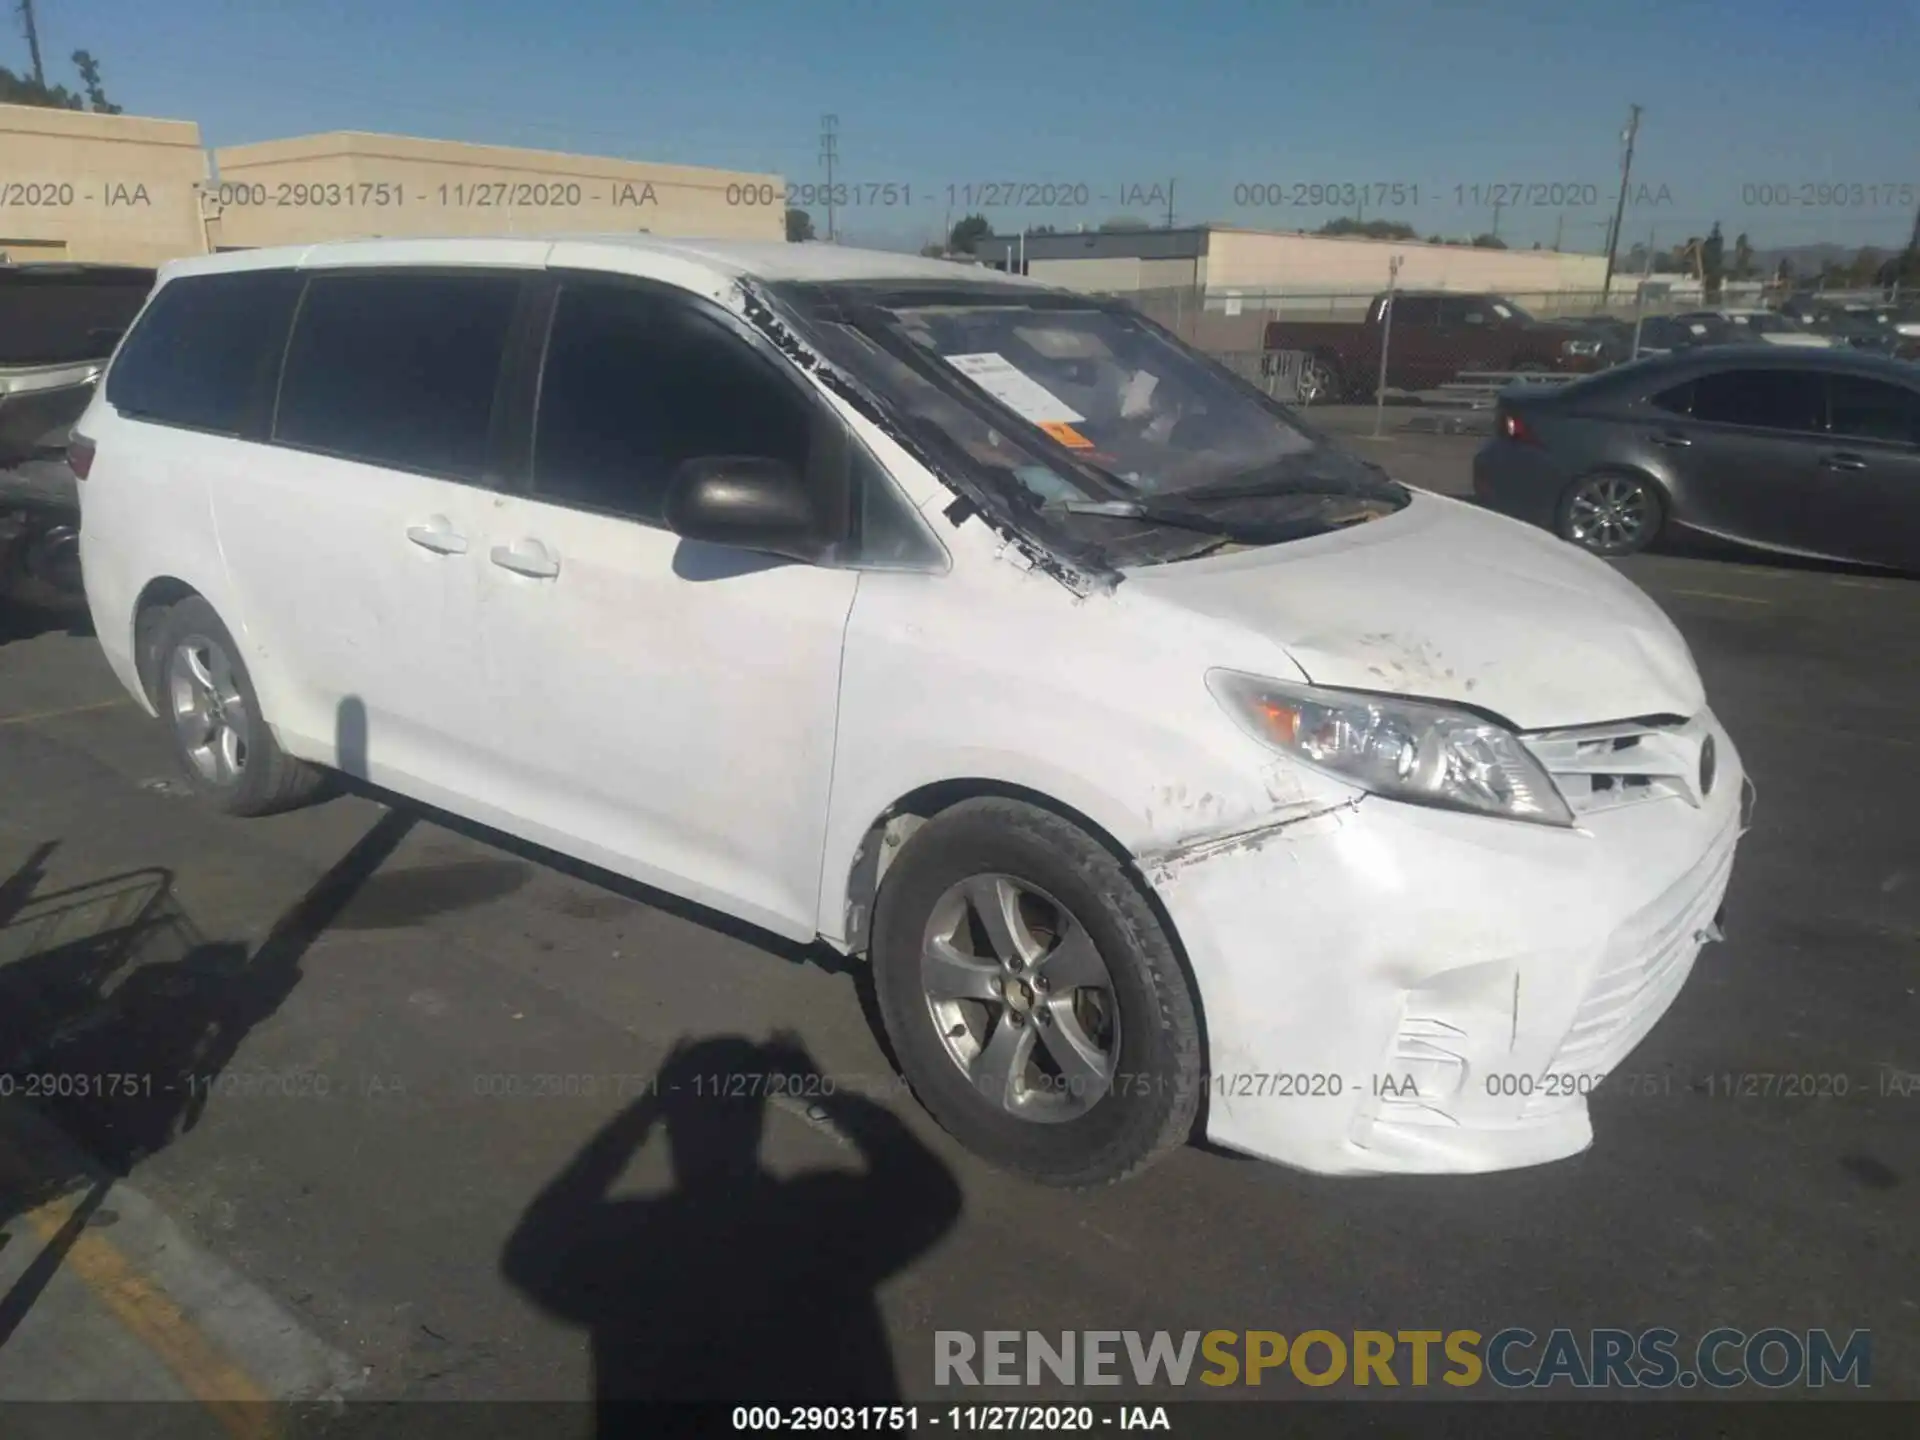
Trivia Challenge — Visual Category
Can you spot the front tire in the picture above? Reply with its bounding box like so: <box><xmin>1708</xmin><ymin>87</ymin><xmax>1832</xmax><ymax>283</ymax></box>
<box><xmin>151</xmin><ymin>596</ymin><xmax>326</xmax><ymax>816</ymax></box>
<box><xmin>871</xmin><ymin>799</ymin><xmax>1201</xmax><ymax>1187</ymax></box>
<box><xmin>1556</xmin><ymin>471</ymin><xmax>1666</xmax><ymax>557</ymax></box>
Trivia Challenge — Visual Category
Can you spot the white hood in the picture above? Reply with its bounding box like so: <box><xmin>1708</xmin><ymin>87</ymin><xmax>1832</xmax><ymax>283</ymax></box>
<box><xmin>1126</xmin><ymin>492</ymin><xmax>1705</xmax><ymax>731</ymax></box>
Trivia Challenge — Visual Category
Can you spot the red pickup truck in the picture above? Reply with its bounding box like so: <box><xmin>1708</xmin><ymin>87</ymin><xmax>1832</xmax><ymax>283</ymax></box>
<box><xmin>1262</xmin><ymin>291</ymin><xmax>1618</xmax><ymax>404</ymax></box>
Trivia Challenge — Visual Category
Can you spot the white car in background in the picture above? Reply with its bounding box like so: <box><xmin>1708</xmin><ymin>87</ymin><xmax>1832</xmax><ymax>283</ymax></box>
<box><xmin>1678</xmin><ymin>308</ymin><xmax>1841</xmax><ymax>348</ymax></box>
<box><xmin>75</xmin><ymin>237</ymin><xmax>1749</xmax><ymax>1185</ymax></box>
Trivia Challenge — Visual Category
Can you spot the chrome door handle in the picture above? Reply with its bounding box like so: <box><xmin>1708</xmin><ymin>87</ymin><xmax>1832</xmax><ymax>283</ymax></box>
<box><xmin>490</xmin><ymin>540</ymin><xmax>560</xmax><ymax>579</ymax></box>
<box><xmin>1649</xmin><ymin>432</ymin><xmax>1693</xmax><ymax>448</ymax></box>
<box><xmin>1820</xmin><ymin>452</ymin><xmax>1868</xmax><ymax>471</ymax></box>
<box><xmin>406</xmin><ymin>517</ymin><xmax>469</xmax><ymax>555</ymax></box>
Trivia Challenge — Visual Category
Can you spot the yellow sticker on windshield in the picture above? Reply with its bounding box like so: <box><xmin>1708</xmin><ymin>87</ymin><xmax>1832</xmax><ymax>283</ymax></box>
<box><xmin>1038</xmin><ymin>420</ymin><xmax>1094</xmax><ymax>449</ymax></box>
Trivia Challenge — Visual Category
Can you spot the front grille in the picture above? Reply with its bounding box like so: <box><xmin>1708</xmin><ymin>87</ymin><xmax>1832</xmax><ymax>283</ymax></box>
<box><xmin>1521</xmin><ymin>826</ymin><xmax>1738</xmax><ymax>1116</ymax></box>
<box><xmin>1524</xmin><ymin>715</ymin><xmax>1713</xmax><ymax>818</ymax></box>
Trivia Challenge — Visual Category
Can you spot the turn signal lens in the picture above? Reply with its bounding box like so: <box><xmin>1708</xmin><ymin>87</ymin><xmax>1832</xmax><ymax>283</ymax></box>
<box><xmin>69</xmin><ymin>433</ymin><xmax>96</xmax><ymax>480</ymax></box>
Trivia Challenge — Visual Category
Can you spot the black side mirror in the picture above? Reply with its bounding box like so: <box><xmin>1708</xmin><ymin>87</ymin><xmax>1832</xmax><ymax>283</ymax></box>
<box><xmin>662</xmin><ymin>456</ymin><xmax>831</xmax><ymax>563</ymax></box>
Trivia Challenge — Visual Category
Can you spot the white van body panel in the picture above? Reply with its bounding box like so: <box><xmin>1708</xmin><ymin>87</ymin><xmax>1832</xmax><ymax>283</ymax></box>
<box><xmin>77</xmin><ymin>236</ymin><xmax>1747</xmax><ymax>1177</ymax></box>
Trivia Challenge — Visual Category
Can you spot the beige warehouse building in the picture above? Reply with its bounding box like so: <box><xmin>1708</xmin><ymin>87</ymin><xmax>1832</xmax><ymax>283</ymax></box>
<box><xmin>207</xmin><ymin>131</ymin><xmax>785</xmax><ymax>249</ymax></box>
<box><xmin>0</xmin><ymin>105</ymin><xmax>785</xmax><ymax>266</ymax></box>
<box><xmin>0</xmin><ymin>102</ymin><xmax>210</xmax><ymax>265</ymax></box>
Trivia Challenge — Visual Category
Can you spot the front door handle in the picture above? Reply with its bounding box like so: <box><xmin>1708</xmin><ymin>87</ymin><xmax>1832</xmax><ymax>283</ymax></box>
<box><xmin>1820</xmin><ymin>452</ymin><xmax>1868</xmax><ymax>471</ymax></box>
<box><xmin>1649</xmin><ymin>431</ymin><xmax>1693</xmax><ymax>448</ymax></box>
<box><xmin>406</xmin><ymin>517</ymin><xmax>469</xmax><ymax>555</ymax></box>
<box><xmin>490</xmin><ymin>539</ymin><xmax>560</xmax><ymax>579</ymax></box>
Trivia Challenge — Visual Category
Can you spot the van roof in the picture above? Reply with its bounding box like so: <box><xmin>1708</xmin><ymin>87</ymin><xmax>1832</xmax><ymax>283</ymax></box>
<box><xmin>160</xmin><ymin>234</ymin><xmax>1054</xmax><ymax>290</ymax></box>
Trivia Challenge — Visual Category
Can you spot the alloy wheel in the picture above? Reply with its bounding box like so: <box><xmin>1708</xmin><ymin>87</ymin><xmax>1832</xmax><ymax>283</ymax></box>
<box><xmin>919</xmin><ymin>874</ymin><xmax>1121</xmax><ymax>1122</ymax></box>
<box><xmin>166</xmin><ymin>634</ymin><xmax>250</xmax><ymax>785</ymax></box>
<box><xmin>1565</xmin><ymin>475</ymin><xmax>1655</xmax><ymax>555</ymax></box>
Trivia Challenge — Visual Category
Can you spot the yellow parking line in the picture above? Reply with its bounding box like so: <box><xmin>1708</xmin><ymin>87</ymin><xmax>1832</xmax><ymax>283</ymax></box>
<box><xmin>1</xmin><ymin>1166</ymin><xmax>277</xmax><ymax>1439</ymax></box>
<box><xmin>1669</xmin><ymin>588</ymin><xmax>1772</xmax><ymax>606</ymax></box>
<box><xmin>0</xmin><ymin>697</ymin><xmax>134</xmax><ymax>727</ymax></box>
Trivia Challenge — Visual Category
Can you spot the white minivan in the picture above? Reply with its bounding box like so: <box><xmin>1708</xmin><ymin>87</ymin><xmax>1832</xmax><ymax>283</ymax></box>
<box><xmin>76</xmin><ymin>236</ymin><xmax>1749</xmax><ymax>1185</ymax></box>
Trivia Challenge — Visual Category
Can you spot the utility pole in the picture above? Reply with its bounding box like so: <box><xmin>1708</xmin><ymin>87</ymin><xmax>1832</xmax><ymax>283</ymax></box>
<box><xmin>18</xmin><ymin>0</ymin><xmax>45</xmax><ymax>86</ymax></box>
<box><xmin>1601</xmin><ymin>103</ymin><xmax>1643</xmax><ymax>299</ymax></box>
<box><xmin>819</xmin><ymin>114</ymin><xmax>839</xmax><ymax>243</ymax></box>
<box><xmin>1165</xmin><ymin>178</ymin><xmax>1176</xmax><ymax>230</ymax></box>
<box><xmin>1553</xmin><ymin>212</ymin><xmax>1565</xmax><ymax>252</ymax></box>
<box><xmin>1491</xmin><ymin>198</ymin><xmax>1503</xmax><ymax>240</ymax></box>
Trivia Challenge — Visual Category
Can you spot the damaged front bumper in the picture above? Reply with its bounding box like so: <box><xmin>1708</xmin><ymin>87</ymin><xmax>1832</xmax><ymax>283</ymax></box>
<box><xmin>1142</xmin><ymin>721</ymin><xmax>1750</xmax><ymax>1177</ymax></box>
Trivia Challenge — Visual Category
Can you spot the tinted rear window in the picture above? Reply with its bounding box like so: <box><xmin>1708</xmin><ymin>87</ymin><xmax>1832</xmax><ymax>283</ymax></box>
<box><xmin>105</xmin><ymin>270</ymin><xmax>301</xmax><ymax>435</ymax></box>
<box><xmin>0</xmin><ymin>268</ymin><xmax>155</xmax><ymax>364</ymax></box>
<box><xmin>274</xmin><ymin>271</ymin><xmax>520</xmax><ymax>481</ymax></box>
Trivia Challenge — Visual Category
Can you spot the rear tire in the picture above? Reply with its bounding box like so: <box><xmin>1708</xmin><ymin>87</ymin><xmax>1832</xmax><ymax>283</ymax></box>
<box><xmin>1556</xmin><ymin>471</ymin><xmax>1666</xmax><ymax>557</ymax></box>
<box><xmin>150</xmin><ymin>597</ymin><xmax>327</xmax><ymax>816</ymax></box>
<box><xmin>871</xmin><ymin>798</ymin><xmax>1201</xmax><ymax>1188</ymax></box>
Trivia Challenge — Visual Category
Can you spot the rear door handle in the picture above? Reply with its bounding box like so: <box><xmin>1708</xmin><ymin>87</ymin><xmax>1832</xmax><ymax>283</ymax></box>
<box><xmin>490</xmin><ymin>539</ymin><xmax>560</xmax><ymax>579</ymax></box>
<box><xmin>406</xmin><ymin>517</ymin><xmax>469</xmax><ymax>555</ymax></box>
<box><xmin>1649</xmin><ymin>431</ymin><xmax>1693</xmax><ymax>448</ymax></box>
<box><xmin>1820</xmin><ymin>452</ymin><xmax>1868</xmax><ymax>471</ymax></box>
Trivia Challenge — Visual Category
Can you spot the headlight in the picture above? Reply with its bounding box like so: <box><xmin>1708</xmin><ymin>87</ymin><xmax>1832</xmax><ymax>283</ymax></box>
<box><xmin>1561</xmin><ymin>338</ymin><xmax>1603</xmax><ymax>357</ymax></box>
<box><xmin>1207</xmin><ymin>670</ymin><xmax>1575</xmax><ymax>827</ymax></box>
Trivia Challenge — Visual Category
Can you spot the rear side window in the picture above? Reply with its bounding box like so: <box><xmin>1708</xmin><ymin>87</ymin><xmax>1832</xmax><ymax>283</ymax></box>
<box><xmin>1826</xmin><ymin>375</ymin><xmax>1920</xmax><ymax>445</ymax></box>
<box><xmin>105</xmin><ymin>270</ymin><xmax>300</xmax><ymax>435</ymax></box>
<box><xmin>1688</xmin><ymin>369</ymin><xmax>1824</xmax><ymax>432</ymax></box>
<box><xmin>275</xmin><ymin>271</ymin><xmax>520</xmax><ymax>481</ymax></box>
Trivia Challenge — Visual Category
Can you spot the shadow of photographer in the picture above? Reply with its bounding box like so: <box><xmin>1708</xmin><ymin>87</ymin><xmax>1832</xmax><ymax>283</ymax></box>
<box><xmin>502</xmin><ymin>1032</ymin><xmax>963</xmax><ymax>1417</ymax></box>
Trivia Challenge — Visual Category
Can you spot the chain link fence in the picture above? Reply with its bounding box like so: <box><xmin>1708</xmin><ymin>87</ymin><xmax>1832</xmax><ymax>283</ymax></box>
<box><xmin>1099</xmin><ymin>279</ymin><xmax>1917</xmax><ymax>408</ymax></box>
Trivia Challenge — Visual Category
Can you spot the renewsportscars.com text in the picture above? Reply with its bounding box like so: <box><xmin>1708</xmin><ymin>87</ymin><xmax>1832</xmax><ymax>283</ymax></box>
<box><xmin>935</xmin><ymin>1328</ymin><xmax>1870</xmax><ymax>1390</ymax></box>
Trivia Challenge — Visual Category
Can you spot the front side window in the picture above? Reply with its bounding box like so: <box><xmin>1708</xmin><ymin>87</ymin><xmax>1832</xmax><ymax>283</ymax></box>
<box><xmin>1826</xmin><ymin>374</ymin><xmax>1920</xmax><ymax>445</ymax></box>
<box><xmin>533</xmin><ymin>282</ymin><xmax>812</xmax><ymax>525</ymax></box>
<box><xmin>1688</xmin><ymin>369</ymin><xmax>1825</xmax><ymax>433</ymax></box>
<box><xmin>274</xmin><ymin>271</ymin><xmax>520</xmax><ymax>481</ymax></box>
<box><xmin>106</xmin><ymin>270</ymin><xmax>300</xmax><ymax>435</ymax></box>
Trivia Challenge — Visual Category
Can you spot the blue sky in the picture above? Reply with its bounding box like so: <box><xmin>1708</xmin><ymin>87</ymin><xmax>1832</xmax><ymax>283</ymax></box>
<box><xmin>25</xmin><ymin>0</ymin><xmax>1920</xmax><ymax>254</ymax></box>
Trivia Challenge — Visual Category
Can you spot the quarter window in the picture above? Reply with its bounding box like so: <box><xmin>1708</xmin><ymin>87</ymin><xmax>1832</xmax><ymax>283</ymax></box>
<box><xmin>274</xmin><ymin>271</ymin><xmax>520</xmax><ymax>481</ymax></box>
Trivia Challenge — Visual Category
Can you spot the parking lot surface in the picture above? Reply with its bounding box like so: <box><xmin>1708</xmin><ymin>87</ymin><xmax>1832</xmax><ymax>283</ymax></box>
<box><xmin>1</xmin><ymin>428</ymin><xmax>1916</xmax><ymax>1431</ymax></box>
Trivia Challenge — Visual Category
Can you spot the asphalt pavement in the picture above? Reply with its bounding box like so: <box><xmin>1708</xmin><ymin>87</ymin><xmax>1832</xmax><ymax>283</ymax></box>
<box><xmin>1</xmin><ymin>436</ymin><xmax>1916</xmax><ymax>1432</ymax></box>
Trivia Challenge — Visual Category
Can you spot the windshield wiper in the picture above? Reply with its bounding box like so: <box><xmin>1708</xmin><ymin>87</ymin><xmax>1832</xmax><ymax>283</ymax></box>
<box><xmin>1042</xmin><ymin>494</ymin><xmax>1360</xmax><ymax>545</ymax></box>
<box><xmin>1177</xmin><ymin>450</ymin><xmax>1393</xmax><ymax>503</ymax></box>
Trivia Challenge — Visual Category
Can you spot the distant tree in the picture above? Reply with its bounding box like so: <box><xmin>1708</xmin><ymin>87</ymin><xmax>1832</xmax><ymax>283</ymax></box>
<box><xmin>786</xmin><ymin>207</ymin><xmax>816</xmax><ymax>242</ymax></box>
<box><xmin>1097</xmin><ymin>215</ymin><xmax>1153</xmax><ymax>232</ymax></box>
<box><xmin>1318</xmin><ymin>216</ymin><xmax>1417</xmax><ymax>241</ymax></box>
<box><xmin>1471</xmin><ymin>233</ymin><xmax>1507</xmax><ymax>249</ymax></box>
<box><xmin>0</xmin><ymin>50</ymin><xmax>119</xmax><ymax>112</ymax></box>
<box><xmin>919</xmin><ymin>241</ymin><xmax>946</xmax><ymax>258</ymax></box>
<box><xmin>1624</xmin><ymin>241</ymin><xmax>1650</xmax><ymax>272</ymax></box>
<box><xmin>0</xmin><ymin>66</ymin><xmax>84</xmax><ymax>108</ymax></box>
<box><xmin>1701</xmin><ymin>223</ymin><xmax>1725</xmax><ymax>301</ymax></box>
<box><xmin>71</xmin><ymin>50</ymin><xmax>121</xmax><ymax>114</ymax></box>
<box><xmin>1532</xmin><ymin>241</ymin><xmax>1542</xmax><ymax>250</ymax></box>
<box><xmin>1846</xmin><ymin>247</ymin><xmax>1886</xmax><ymax>287</ymax></box>
<box><xmin>1029</xmin><ymin>224</ymin><xmax>1058</xmax><ymax>236</ymax></box>
<box><xmin>1426</xmin><ymin>234</ymin><xmax>1444</xmax><ymax>245</ymax></box>
<box><xmin>1731</xmin><ymin>232</ymin><xmax>1755</xmax><ymax>281</ymax></box>
<box><xmin>948</xmin><ymin>213</ymin><xmax>992</xmax><ymax>253</ymax></box>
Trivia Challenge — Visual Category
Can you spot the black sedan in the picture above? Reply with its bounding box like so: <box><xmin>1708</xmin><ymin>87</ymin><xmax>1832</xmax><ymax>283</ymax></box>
<box><xmin>1471</xmin><ymin>346</ymin><xmax>1920</xmax><ymax>570</ymax></box>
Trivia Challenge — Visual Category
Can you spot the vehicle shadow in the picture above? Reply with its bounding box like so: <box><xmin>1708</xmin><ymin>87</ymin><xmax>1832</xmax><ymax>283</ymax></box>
<box><xmin>0</xmin><ymin>807</ymin><xmax>415</xmax><ymax>1349</ymax></box>
<box><xmin>0</xmin><ymin>598</ymin><xmax>91</xmax><ymax>648</ymax></box>
<box><xmin>500</xmin><ymin>1032</ymin><xmax>962</xmax><ymax>1423</ymax></box>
